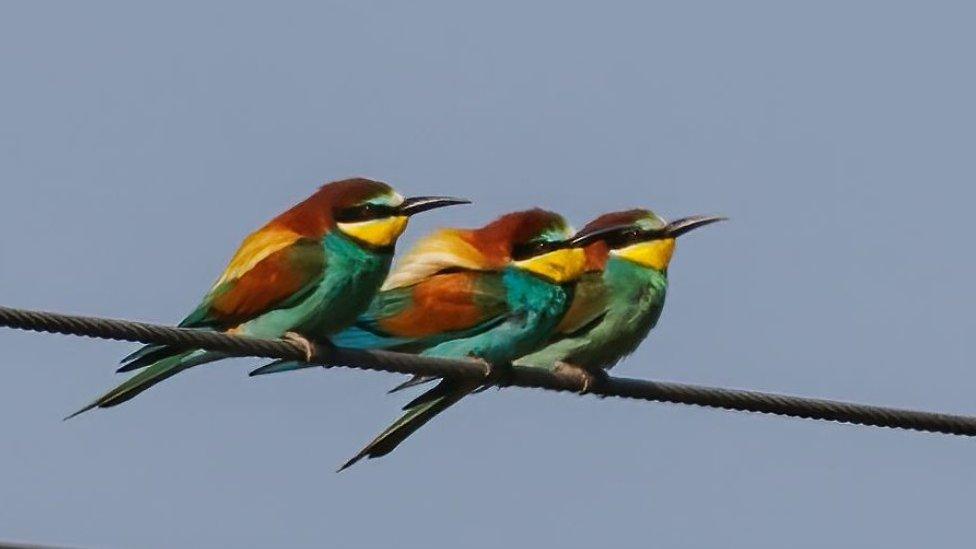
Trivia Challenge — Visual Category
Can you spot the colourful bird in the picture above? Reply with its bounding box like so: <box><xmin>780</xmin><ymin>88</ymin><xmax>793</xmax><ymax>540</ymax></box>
<box><xmin>515</xmin><ymin>209</ymin><xmax>725</xmax><ymax>388</ymax></box>
<box><xmin>253</xmin><ymin>208</ymin><xmax>619</xmax><ymax>470</ymax></box>
<box><xmin>67</xmin><ymin>177</ymin><xmax>468</xmax><ymax>419</ymax></box>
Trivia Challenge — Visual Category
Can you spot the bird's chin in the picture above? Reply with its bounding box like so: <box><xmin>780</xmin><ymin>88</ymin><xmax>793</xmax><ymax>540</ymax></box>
<box><xmin>337</xmin><ymin>216</ymin><xmax>409</xmax><ymax>249</ymax></box>
<box><xmin>513</xmin><ymin>248</ymin><xmax>586</xmax><ymax>284</ymax></box>
<box><xmin>611</xmin><ymin>238</ymin><xmax>675</xmax><ymax>270</ymax></box>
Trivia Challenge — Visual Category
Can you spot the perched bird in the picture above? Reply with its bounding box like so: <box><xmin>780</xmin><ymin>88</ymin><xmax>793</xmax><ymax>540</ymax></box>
<box><xmin>66</xmin><ymin>177</ymin><xmax>467</xmax><ymax>419</ymax></box>
<box><xmin>515</xmin><ymin>209</ymin><xmax>725</xmax><ymax>388</ymax></box>
<box><xmin>253</xmin><ymin>209</ymin><xmax>619</xmax><ymax>470</ymax></box>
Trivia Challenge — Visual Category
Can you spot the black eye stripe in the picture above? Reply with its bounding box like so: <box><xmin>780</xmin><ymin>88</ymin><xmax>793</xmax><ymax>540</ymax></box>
<box><xmin>336</xmin><ymin>203</ymin><xmax>397</xmax><ymax>222</ymax></box>
<box><xmin>604</xmin><ymin>228</ymin><xmax>662</xmax><ymax>249</ymax></box>
<box><xmin>511</xmin><ymin>240</ymin><xmax>562</xmax><ymax>261</ymax></box>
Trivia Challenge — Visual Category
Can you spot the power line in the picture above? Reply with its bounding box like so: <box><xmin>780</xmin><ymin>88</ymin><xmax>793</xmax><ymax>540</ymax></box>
<box><xmin>1</xmin><ymin>305</ymin><xmax>974</xmax><ymax>437</ymax></box>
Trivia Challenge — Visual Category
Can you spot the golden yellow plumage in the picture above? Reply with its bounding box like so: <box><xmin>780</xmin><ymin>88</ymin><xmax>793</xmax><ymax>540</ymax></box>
<box><xmin>337</xmin><ymin>215</ymin><xmax>409</xmax><ymax>249</ymax></box>
<box><xmin>611</xmin><ymin>238</ymin><xmax>675</xmax><ymax>271</ymax></box>
<box><xmin>513</xmin><ymin>247</ymin><xmax>586</xmax><ymax>284</ymax></box>
<box><xmin>381</xmin><ymin>228</ymin><xmax>487</xmax><ymax>291</ymax></box>
<box><xmin>212</xmin><ymin>228</ymin><xmax>302</xmax><ymax>289</ymax></box>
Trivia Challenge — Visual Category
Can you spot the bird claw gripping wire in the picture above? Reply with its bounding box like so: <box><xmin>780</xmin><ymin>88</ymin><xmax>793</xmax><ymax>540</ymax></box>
<box><xmin>554</xmin><ymin>362</ymin><xmax>609</xmax><ymax>394</ymax></box>
<box><xmin>468</xmin><ymin>357</ymin><xmax>514</xmax><ymax>393</ymax></box>
<box><xmin>282</xmin><ymin>332</ymin><xmax>317</xmax><ymax>362</ymax></box>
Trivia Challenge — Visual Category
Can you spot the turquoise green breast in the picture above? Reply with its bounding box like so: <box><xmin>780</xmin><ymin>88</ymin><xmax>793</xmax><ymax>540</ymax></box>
<box><xmin>519</xmin><ymin>257</ymin><xmax>667</xmax><ymax>370</ymax></box>
<box><xmin>503</xmin><ymin>266</ymin><xmax>569</xmax><ymax>318</ymax></box>
<box><xmin>308</xmin><ymin>231</ymin><xmax>393</xmax><ymax>334</ymax></box>
<box><xmin>580</xmin><ymin>257</ymin><xmax>667</xmax><ymax>368</ymax></box>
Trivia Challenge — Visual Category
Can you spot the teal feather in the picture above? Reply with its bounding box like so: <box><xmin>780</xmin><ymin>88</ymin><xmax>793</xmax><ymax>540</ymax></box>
<box><xmin>338</xmin><ymin>267</ymin><xmax>573</xmax><ymax>469</ymax></box>
<box><xmin>72</xmin><ymin>231</ymin><xmax>393</xmax><ymax>417</ymax></box>
<box><xmin>517</xmin><ymin>257</ymin><xmax>667</xmax><ymax>372</ymax></box>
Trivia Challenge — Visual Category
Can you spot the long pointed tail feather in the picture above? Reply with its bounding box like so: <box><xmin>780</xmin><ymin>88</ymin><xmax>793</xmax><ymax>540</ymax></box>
<box><xmin>338</xmin><ymin>379</ymin><xmax>478</xmax><ymax>471</ymax></box>
<box><xmin>117</xmin><ymin>344</ymin><xmax>181</xmax><ymax>372</ymax></box>
<box><xmin>66</xmin><ymin>350</ymin><xmax>222</xmax><ymax>419</ymax></box>
<box><xmin>387</xmin><ymin>374</ymin><xmax>438</xmax><ymax>394</ymax></box>
<box><xmin>119</xmin><ymin>343</ymin><xmax>169</xmax><ymax>366</ymax></box>
<box><xmin>118</xmin><ymin>326</ymin><xmax>218</xmax><ymax>372</ymax></box>
<box><xmin>248</xmin><ymin>360</ymin><xmax>317</xmax><ymax>376</ymax></box>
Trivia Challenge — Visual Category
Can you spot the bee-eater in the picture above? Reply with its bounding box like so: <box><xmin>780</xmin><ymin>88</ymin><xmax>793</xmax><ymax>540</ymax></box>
<box><xmin>66</xmin><ymin>177</ymin><xmax>467</xmax><ymax>418</ymax></box>
<box><xmin>515</xmin><ymin>209</ymin><xmax>725</xmax><ymax>388</ymax></box>
<box><xmin>253</xmin><ymin>209</ymin><xmax>618</xmax><ymax>469</ymax></box>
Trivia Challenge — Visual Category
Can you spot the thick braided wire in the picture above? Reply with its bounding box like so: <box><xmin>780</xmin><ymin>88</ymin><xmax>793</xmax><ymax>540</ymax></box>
<box><xmin>2</xmin><ymin>305</ymin><xmax>974</xmax><ymax>437</ymax></box>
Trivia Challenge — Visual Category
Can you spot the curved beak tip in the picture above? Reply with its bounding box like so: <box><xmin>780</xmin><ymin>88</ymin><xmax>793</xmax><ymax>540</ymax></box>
<box><xmin>666</xmin><ymin>215</ymin><xmax>727</xmax><ymax>237</ymax></box>
<box><xmin>399</xmin><ymin>196</ymin><xmax>471</xmax><ymax>216</ymax></box>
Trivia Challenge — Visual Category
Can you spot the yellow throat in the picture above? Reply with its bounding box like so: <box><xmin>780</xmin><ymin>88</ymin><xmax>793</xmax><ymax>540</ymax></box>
<box><xmin>337</xmin><ymin>216</ymin><xmax>409</xmax><ymax>248</ymax></box>
<box><xmin>612</xmin><ymin>238</ymin><xmax>676</xmax><ymax>270</ymax></box>
<box><xmin>514</xmin><ymin>247</ymin><xmax>586</xmax><ymax>284</ymax></box>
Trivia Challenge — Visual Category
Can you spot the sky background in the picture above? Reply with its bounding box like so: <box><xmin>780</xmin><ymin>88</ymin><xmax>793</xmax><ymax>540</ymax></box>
<box><xmin>1</xmin><ymin>2</ymin><xmax>974</xmax><ymax>547</ymax></box>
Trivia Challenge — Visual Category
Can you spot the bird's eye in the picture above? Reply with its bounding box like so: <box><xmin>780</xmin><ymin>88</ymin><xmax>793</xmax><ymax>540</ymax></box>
<box><xmin>336</xmin><ymin>203</ymin><xmax>395</xmax><ymax>222</ymax></box>
<box><xmin>512</xmin><ymin>240</ymin><xmax>557</xmax><ymax>261</ymax></box>
<box><xmin>604</xmin><ymin>228</ymin><xmax>643</xmax><ymax>249</ymax></box>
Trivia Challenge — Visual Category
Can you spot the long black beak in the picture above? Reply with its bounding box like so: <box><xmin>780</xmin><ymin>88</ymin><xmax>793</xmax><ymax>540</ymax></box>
<box><xmin>664</xmin><ymin>215</ymin><xmax>727</xmax><ymax>238</ymax></box>
<box><xmin>567</xmin><ymin>224</ymin><xmax>635</xmax><ymax>247</ymax></box>
<box><xmin>398</xmin><ymin>196</ymin><xmax>470</xmax><ymax>216</ymax></box>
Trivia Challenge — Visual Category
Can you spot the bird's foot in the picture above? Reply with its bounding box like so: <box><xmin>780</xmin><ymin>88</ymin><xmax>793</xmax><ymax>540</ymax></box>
<box><xmin>471</xmin><ymin>356</ymin><xmax>493</xmax><ymax>378</ymax></box>
<box><xmin>468</xmin><ymin>356</ymin><xmax>511</xmax><ymax>392</ymax></box>
<box><xmin>554</xmin><ymin>362</ymin><xmax>607</xmax><ymax>394</ymax></box>
<box><xmin>283</xmin><ymin>332</ymin><xmax>315</xmax><ymax>362</ymax></box>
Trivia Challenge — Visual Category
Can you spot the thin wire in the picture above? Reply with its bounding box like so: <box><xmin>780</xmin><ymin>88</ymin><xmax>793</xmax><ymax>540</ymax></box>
<box><xmin>1</xmin><ymin>305</ymin><xmax>974</xmax><ymax>437</ymax></box>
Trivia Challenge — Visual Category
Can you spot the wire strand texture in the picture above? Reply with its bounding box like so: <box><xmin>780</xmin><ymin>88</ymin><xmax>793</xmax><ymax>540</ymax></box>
<box><xmin>1</xmin><ymin>305</ymin><xmax>974</xmax><ymax>437</ymax></box>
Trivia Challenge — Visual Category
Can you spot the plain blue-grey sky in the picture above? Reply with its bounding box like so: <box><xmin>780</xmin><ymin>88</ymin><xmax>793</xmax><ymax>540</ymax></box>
<box><xmin>1</xmin><ymin>2</ymin><xmax>974</xmax><ymax>547</ymax></box>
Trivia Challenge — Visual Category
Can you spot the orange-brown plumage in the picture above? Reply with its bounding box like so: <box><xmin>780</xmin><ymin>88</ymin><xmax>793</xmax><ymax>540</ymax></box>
<box><xmin>208</xmin><ymin>239</ymin><xmax>325</xmax><ymax>324</ymax></box>
<box><xmin>378</xmin><ymin>271</ymin><xmax>502</xmax><ymax>338</ymax></box>
<box><xmin>380</xmin><ymin>208</ymin><xmax>570</xmax><ymax>291</ymax></box>
<box><xmin>458</xmin><ymin>208</ymin><xmax>569</xmax><ymax>267</ymax></box>
<box><xmin>270</xmin><ymin>177</ymin><xmax>396</xmax><ymax>237</ymax></box>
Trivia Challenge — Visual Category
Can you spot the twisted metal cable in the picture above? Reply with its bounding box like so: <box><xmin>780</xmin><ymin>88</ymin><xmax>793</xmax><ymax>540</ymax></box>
<box><xmin>1</xmin><ymin>305</ymin><xmax>975</xmax><ymax>437</ymax></box>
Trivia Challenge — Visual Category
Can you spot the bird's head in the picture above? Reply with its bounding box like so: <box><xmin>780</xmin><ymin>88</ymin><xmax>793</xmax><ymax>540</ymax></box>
<box><xmin>471</xmin><ymin>209</ymin><xmax>619</xmax><ymax>284</ymax></box>
<box><xmin>319</xmin><ymin>178</ymin><xmax>468</xmax><ymax>250</ymax></box>
<box><xmin>572</xmin><ymin>209</ymin><xmax>726</xmax><ymax>272</ymax></box>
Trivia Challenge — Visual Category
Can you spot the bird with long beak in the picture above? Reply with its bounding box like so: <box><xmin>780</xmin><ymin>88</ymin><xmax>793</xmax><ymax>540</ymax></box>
<box><xmin>515</xmin><ymin>209</ymin><xmax>725</xmax><ymax>389</ymax></box>
<box><xmin>254</xmin><ymin>209</ymin><xmax>618</xmax><ymax>469</ymax></box>
<box><xmin>66</xmin><ymin>178</ymin><xmax>467</xmax><ymax>418</ymax></box>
